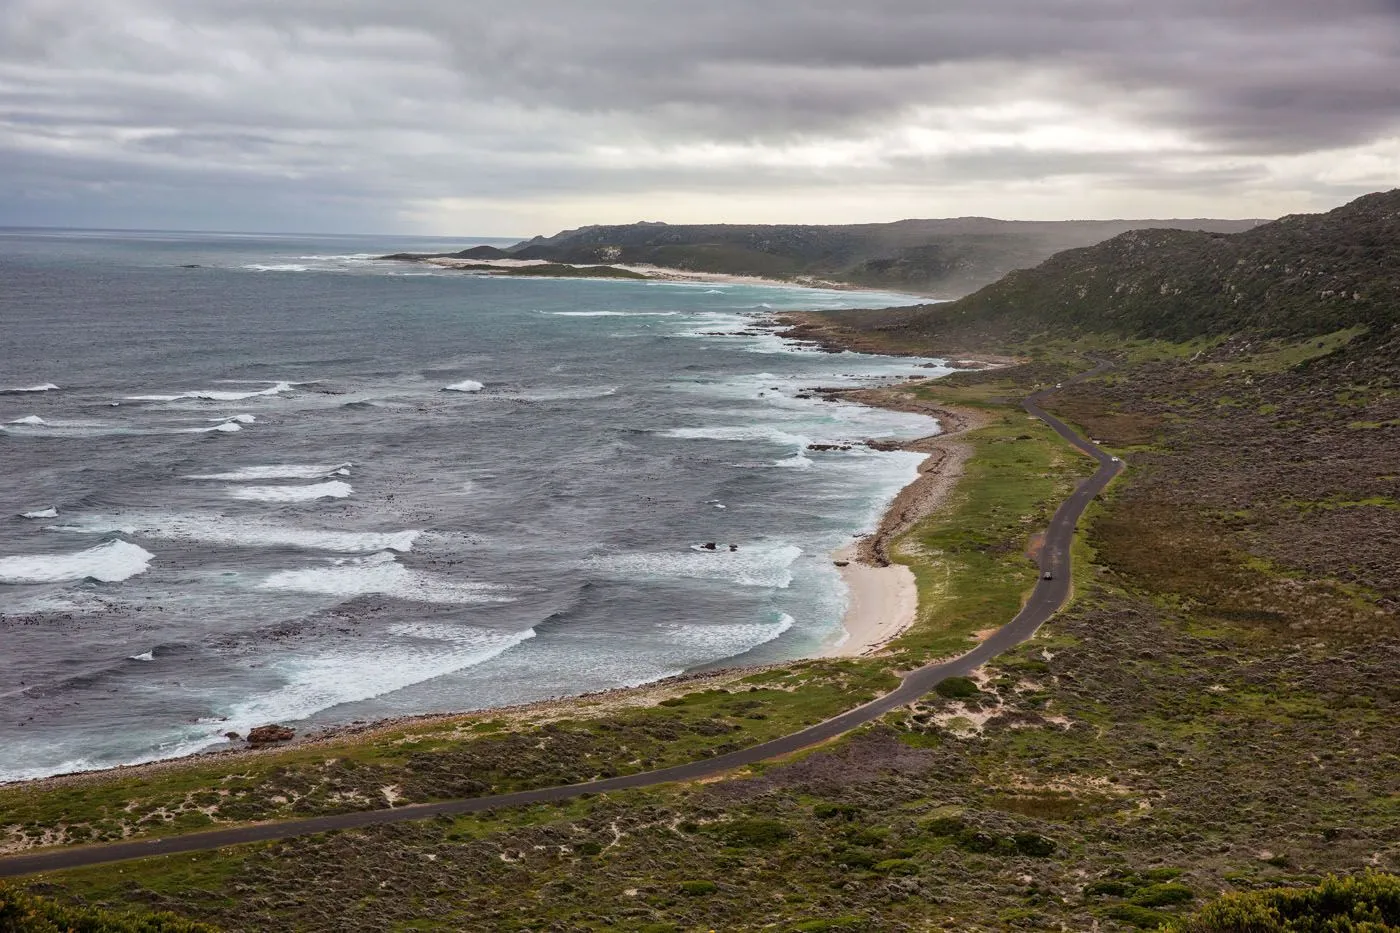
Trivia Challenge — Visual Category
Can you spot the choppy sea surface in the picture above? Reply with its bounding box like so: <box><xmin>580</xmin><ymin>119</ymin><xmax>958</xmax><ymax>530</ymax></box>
<box><xmin>0</xmin><ymin>228</ymin><xmax>948</xmax><ymax>781</ymax></box>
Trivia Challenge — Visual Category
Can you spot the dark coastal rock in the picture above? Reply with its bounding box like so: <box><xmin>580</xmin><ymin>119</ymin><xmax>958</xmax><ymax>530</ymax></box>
<box><xmin>224</xmin><ymin>731</ymin><xmax>241</xmax><ymax>741</ymax></box>
<box><xmin>834</xmin><ymin>560</ymin><xmax>850</xmax><ymax>567</ymax></box>
<box><xmin>701</xmin><ymin>543</ymin><xmax>717</xmax><ymax>550</ymax></box>
<box><xmin>807</xmin><ymin>443</ymin><xmax>853</xmax><ymax>452</ymax></box>
<box><xmin>247</xmin><ymin>724</ymin><xmax>295</xmax><ymax>745</ymax></box>
<box><xmin>728</xmin><ymin>544</ymin><xmax>739</xmax><ymax>552</ymax></box>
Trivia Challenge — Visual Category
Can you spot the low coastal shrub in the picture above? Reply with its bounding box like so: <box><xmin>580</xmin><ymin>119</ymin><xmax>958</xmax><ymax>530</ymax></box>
<box><xmin>1012</xmin><ymin>832</ymin><xmax>1058</xmax><ymax>857</ymax></box>
<box><xmin>708</xmin><ymin>818</ymin><xmax>792</xmax><ymax>848</ymax></box>
<box><xmin>0</xmin><ymin>884</ymin><xmax>216</xmax><ymax>932</ymax></box>
<box><xmin>1131</xmin><ymin>882</ymin><xmax>1196</xmax><ymax>907</ymax></box>
<box><xmin>1167</xmin><ymin>872</ymin><xmax>1400</xmax><ymax>932</ymax></box>
<box><xmin>1108</xmin><ymin>904</ymin><xmax>1174</xmax><ymax>929</ymax></box>
<box><xmin>935</xmin><ymin>676</ymin><xmax>981</xmax><ymax>699</ymax></box>
<box><xmin>678</xmin><ymin>880</ymin><xmax>718</xmax><ymax>896</ymax></box>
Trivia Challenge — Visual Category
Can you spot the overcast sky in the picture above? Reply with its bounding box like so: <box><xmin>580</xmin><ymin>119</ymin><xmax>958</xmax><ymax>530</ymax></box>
<box><xmin>2</xmin><ymin>0</ymin><xmax>1397</xmax><ymax>235</ymax></box>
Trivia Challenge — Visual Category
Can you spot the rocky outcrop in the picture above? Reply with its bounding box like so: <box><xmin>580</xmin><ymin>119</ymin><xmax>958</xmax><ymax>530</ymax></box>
<box><xmin>246</xmin><ymin>724</ymin><xmax>295</xmax><ymax>745</ymax></box>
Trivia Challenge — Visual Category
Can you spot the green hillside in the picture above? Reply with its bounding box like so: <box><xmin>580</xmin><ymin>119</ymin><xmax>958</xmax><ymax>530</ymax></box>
<box><xmin>502</xmin><ymin>216</ymin><xmax>1261</xmax><ymax>296</ymax></box>
<box><xmin>826</xmin><ymin>190</ymin><xmax>1400</xmax><ymax>344</ymax></box>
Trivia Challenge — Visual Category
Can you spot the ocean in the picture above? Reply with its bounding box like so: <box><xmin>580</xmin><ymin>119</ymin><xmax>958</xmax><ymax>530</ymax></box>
<box><xmin>0</xmin><ymin>228</ymin><xmax>946</xmax><ymax>781</ymax></box>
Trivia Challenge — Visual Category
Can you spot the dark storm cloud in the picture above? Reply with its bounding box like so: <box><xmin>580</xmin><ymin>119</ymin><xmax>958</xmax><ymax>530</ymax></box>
<box><xmin>0</xmin><ymin>0</ymin><xmax>1396</xmax><ymax>231</ymax></box>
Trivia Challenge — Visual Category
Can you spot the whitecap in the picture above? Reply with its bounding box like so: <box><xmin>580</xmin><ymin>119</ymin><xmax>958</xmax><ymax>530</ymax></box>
<box><xmin>9</xmin><ymin>415</ymin><xmax>46</xmax><ymax>426</ymax></box>
<box><xmin>50</xmin><ymin>513</ymin><xmax>419</xmax><ymax>553</ymax></box>
<box><xmin>774</xmin><ymin>452</ymin><xmax>814</xmax><ymax>470</ymax></box>
<box><xmin>588</xmin><ymin>542</ymin><xmax>802</xmax><ymax>589</ymax></box>
<box><xmin>217</xmin><ymin>624</ymin><xmax>535</xmax><ymax>731</ymax></box>
<box><xmin>209</xmin><ymin>414</ymin><xmax>257</xmax><ymax>424</ymax></box>
<box><xmin>21</xmin><ymin>507</ymin><xmax>58</xmax><ymax>519</ymax></box>
<box><xmin>666</xmin><ymin>613</ymin><xmax>794</xmax><ymax>654</ymax></box>
<box><xmin>226</xmin><ymin>481</ymin><xmax>352</xmax><ymax>502</ymax></box>
<box><xmin>443</xmin><ymin>380</ymin><xmax>485</xmax><ymax>392</ymax></box>
<box><xmin>243</xmin><ymin>263</ymin><xmax>310</xmax><ymax>272</ymax></box>
<box><xmin>260</xmin><ymin>551</ymin><xmax>513</xmax><ymax>604</ymax></box>
<box><xmin>661</xmin><ymin>425</ymin><xmax>810</xmax><ymax>446</ymax></box>
<box><xmin>0</xmin><ymin>383</ymin><xmax>59</xmax><ymax>394</ymax></box>
<box><xmin>201</xmin><ymin>421</ymin><xmax>242</xmax><ymax>434</ymax></box>
<box><xmin>127</xmin><ymin>381</ymin><xmax>294</xmax><ymax>402</ymax></box>
<box><xmin>130</xmin><ymin>650</ymin><xmax>155</xmax><ymax>662</ymax></box>
<box><xmin>0</xmin><ymin>540</ymin><xmax>153</xmax><ymax>585</ymax></box>
<box><xmin>184</xmin><ymin>463</ymin><xmax>352</xmax><ymax>481</ymax></box>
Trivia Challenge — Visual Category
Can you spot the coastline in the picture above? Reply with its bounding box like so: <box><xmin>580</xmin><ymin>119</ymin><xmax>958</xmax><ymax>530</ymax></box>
<box><xmin>410</xmin><ymin>256</ymin><xmax>938</xmax><ymax>297</ymax></box>
<box><xmin>820</xmin><ymin>390</ymin><xmax>990</xmax><ymax>657</ymax></box>
<box><xmin>2</xmin><ymin>309</ymin><xmax>979</xmax><ymax>790</ymax></box>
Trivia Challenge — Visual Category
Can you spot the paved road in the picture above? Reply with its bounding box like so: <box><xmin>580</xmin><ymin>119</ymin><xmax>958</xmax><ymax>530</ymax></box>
<box><xmin>0</xmin><ymin>366</ymin><xmax>1122</xmax><ymax>878</ymax></box>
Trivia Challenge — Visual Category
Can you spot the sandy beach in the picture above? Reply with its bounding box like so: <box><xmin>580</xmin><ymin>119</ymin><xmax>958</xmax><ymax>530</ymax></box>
<box><xmin>820</xmin><ymin>392</ymin><xmax>990</xmax><ymax>657</ymax></box>
<box><xmin>413</xmin><ymin>256</ymin><xmax>923</xmax><ymax>294</ymax></box>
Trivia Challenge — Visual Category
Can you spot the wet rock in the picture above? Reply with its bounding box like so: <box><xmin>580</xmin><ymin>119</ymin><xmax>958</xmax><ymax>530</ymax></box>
<box><xmin>224</xmin><ymin>731</ymin><xmax>241</xmax><ymax>741</ymax></box>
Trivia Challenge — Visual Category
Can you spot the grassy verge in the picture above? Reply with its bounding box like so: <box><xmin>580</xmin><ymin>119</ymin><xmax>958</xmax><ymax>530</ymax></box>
<box><xmin>886</xmin><ymin>381</ymin><xmax>1097</xmax><ymax>661</ymax></box>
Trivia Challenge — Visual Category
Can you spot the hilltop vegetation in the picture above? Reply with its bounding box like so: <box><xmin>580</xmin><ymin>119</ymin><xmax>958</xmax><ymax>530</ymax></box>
<box><xmin>808</xmin><ymin>189</ymin><xmax>1400</xmax><ymax>346</ymax></box>
<box><xmin>501</xmin><ymin>216</ymin><xmax>1260</xmax><ymax>296</ymax></box>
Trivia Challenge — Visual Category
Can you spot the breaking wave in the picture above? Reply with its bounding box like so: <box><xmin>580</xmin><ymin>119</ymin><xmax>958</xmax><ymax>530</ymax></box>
<box><xmin>0</xmin><ymin>540</ymin><xmax>154</xmax><ymax>585</ymax></box>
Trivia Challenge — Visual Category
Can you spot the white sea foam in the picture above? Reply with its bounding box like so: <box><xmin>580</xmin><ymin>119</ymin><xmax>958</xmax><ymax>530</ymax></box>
<box><xmin>260</xmin><ymin>552</ymin><xmax>513</xmax><ymax>604</ymax></box>
<box><xmin>130</xmin><ymin>650</ymin><xmax>155</xmax><ymax>662</ymax></box>
<box><xmin>661</xmin><ymin>425</ymin><xmax>810</xmax><ymax>446</ymax></box>
<box><xmin>243</xmin><ymin>263</ymin><xmax>310</xmax><ymax>272</ymax></box>
<box><xmin>202</xmin><ymin>421</ymin><xmax>242</xmax><ymax>433</ymax></box>
<box><xmin>209</xmin><ymin>414</ymin><xmax>257</xmax><ymax>424</ymax></box>
<box><xmin>774</xmin><ymin>452</ymin><xmax>815</xmax><ymax>470</ymax></box>
<box><xmin>1</xmin><ymin>383</ymin><xmax>59</xmax><ymax>394</ymax></box>
<box><xmin>226</xmin><ymin>481</ymin><xmax>352</xmax><ymax>502</ymax></box>
<box><xmin>443</xmin><ymin>380</ymin><xmax>485</xmax><ymax>392</ymax></box>
<box><xmin>218</xmin><ymin>624</ymin><xmax>535</xmax><ymax>731</ymax></box>
<box><xmin>9</xmin><ymin>415</ymin><xmax>46</xmax><ymax>426</ymax></box>
<box><xmin>667</xmin><ymin>613</ymin><xmax>794</xmax><ymax>654</ymax></box>
<box><xmin>0</xmin><ymin>540</ymin><xmax>153</xmax><ymax>585</ymax></box>
<box><xmin>589</xmin><ymin>542</ymin><xmax>802</xmax><ymax>588</ymax></box>
<box><xmin>185</xmin><ymin>463</ymin><xmax>352</xmax><ymax>481</ymax></box>
<box><xmin>21</xmin><ymin>508</ymin><xmax>58</xmax><ymax>519</ymax></box>
<box><xmin>51</xmin><ymin>513</ymin><xmax>419</xmax><ymax>553</ymax></box>
<box><xmin>127</xmin><ymin>381</ymin><xmax>294</xmax><ymax>402</ymax></box>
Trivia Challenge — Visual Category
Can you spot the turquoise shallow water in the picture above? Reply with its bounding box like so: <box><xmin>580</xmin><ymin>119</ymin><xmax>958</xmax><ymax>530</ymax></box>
<box><xmin>0</xmin><ymin>229</ymin><xmax>946</xmax><ymax>780</ymax></box>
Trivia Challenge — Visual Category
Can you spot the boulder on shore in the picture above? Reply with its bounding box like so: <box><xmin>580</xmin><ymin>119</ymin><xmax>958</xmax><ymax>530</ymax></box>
<box><xmin>247</xmin><ymin>724</ymin><xmax>295</xmax><ymax>745</ymax></box>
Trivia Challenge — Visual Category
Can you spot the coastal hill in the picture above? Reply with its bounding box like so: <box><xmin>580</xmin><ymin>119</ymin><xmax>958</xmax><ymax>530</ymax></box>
<box><xmin>501</xmin><ymin>216</ymin><xmax>1263</xmax><ymax>296</ymax></box>
<box><xmin>801</xmin><ymin>189</ymin><xmax>1400</xmax><ymax>345</ymax></box>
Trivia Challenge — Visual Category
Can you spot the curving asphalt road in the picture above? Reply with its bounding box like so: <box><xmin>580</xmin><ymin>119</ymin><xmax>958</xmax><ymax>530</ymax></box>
<box><xmin>0</xmin><ymin>365</ymin><xmax>1122</xmax><ymax>878</ymax></box>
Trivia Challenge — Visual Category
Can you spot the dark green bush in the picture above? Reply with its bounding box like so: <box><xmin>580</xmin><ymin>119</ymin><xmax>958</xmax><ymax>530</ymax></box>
<box><xmin>1167</xmin><ymin>872</ymin><xmax>1400</xmax><ymax>932</ymax></box>
<box><xmin>935</xmin><ymin>676</ymin><xmax>981</xmax><ymax>699</ymax></box>
<box><xmin>679</xmin><ymin>880</ymin><xmax>718</xmax><ymax>896</ymax></box>
<box><xmin>923</xmin><ymin>815</ymin><xmax>966</xmax><ymax>837</ymax></box>
<box><xmin>1108</xmin><ymin>904</ymin><xmax>1173</xmax><ymax>929</ymax></box>
<box><xmin>709</xmin><ymin>818</ymin><xmax>792</xmax><ymax>848</ymax></box>
<box><xmin>1132</xmin><ymin>883</ymin><xmax>1196</xmax><ymax>907</ymax></box>
<box><xmin>813</xmin><ymin>803</ymin><xmax>861</xmax><ymax>821</ymax></box>
<box><xmin>1013</xmin><ymin>832</ymin><xmax>1058</xmax><ymax>857</ymax></box>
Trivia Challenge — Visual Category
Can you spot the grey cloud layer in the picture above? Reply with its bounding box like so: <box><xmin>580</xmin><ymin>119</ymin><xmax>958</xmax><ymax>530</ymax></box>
<box><xmin>1</xmin><ymin>0</ymin><xmax>1397</xmax><ymax>230</ymax></box>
